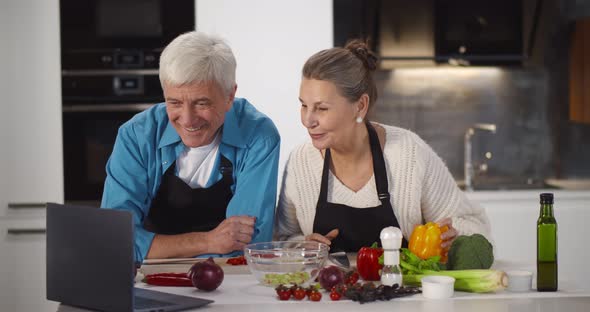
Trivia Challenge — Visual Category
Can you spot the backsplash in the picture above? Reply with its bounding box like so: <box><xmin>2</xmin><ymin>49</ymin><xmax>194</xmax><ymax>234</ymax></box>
<box><xmin>367</xmin><ymin>0</ymin><xmax>590</xmax><ymax>185</ymax></box>
<box><xmin>370</xmin><ymin>67</ymin><xmax>554</xmax><ymax>185</ymax></box>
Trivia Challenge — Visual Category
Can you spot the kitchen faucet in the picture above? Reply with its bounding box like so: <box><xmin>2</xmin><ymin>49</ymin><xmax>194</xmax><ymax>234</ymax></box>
<box><xmin>464</xmin><ymin>123</ymin><xmax>497</xmax><ymax>192</ymax></box>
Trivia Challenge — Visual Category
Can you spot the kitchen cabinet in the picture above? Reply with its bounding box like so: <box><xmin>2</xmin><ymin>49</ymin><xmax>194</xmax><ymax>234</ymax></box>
<box><xmin>0</xmin><ymin>218</ymin><xmax>57</xmax><ymax>312</ymax></box>
<box><xmin>569</xmin><ymin>18</ymin><xmax>590</xmax><ymax>124</ymax></box>
<box><xmin>0</xmin><ymin>0</ymin><xmax>63</xmax><ymax>217</ymax></box>
<box><xmin>334</xmin><ymin>0</ymin><xmax>523</xmax><ymax>68</ymax></box>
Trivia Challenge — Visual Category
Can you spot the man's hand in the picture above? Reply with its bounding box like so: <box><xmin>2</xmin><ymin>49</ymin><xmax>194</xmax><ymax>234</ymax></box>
<box><xmin>206</xmin><ymin>216</ymin><xmax>256</xmax><ymax>254</ymax></box>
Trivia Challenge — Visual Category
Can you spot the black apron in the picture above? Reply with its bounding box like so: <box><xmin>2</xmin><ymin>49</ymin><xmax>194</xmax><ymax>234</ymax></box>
<box><xmin>312</xmin><ymin>122</ymin><xmax>407</xmax><ymax>252</ymax></box>
<box><xmin>144</xmin><ymin>155</ymin><xmax>233</xmax><ymax>235</ymax></box>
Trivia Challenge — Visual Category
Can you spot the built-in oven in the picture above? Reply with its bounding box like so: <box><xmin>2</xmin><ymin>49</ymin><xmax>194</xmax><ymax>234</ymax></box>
<box><xmin>60</xmin><ymin>0</ymin><xmax>194</xmax><ymax>204</ymax></box>
<box><xmin>62</xmin><ymin>106</ymin><xmax>149</xmax><ymax>203</ymax></box>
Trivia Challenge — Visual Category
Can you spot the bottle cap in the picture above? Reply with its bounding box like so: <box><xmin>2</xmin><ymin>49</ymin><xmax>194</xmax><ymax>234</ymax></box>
<box><xmin>380</xmin><ymin>226</ymin><xmax>403</xmax><ymax>250</ymax></box>
<box><xmin>540</xmin><ymin>193</ymin><xmax>554</xmax><ymax>204</ymax></box>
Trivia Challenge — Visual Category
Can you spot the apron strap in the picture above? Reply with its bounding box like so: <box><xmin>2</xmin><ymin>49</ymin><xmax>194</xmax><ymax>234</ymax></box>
<box><xmin>318</xmin><ymin>148</ymin><xmax>331</xmax><ymax>203</ymax></box>
<box><xmin>219</xmin><ymin>154</ymin><xmax>233</xmax><ymax>178</ymax></box>
<box><xmin>366</xmin><ymin>122</ymin><xmax>391</xmax><ymax>205</ymax></box>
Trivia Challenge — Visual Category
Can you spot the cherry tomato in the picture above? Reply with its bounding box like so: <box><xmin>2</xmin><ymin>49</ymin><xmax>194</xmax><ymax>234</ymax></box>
<box><xmin>329</xmin><ymin>291</ymin><xmax>342</xmax><ymax>301</ymax></box>
<box><xmin>334</xmin><ymin>283</ymin><xmax>348</xmax><ymax>294</ymax></box>
<box><xmin>226</xmin><ymin>255</ymin><xmax>247</xmax><ymax>265</ymax></box>
<box><xmin>292</xmin><ymin>287</ymin><xmax>306</xmax><ymax>300</ymax></box>
<box><xmin>275</xmin><ymin>285</ymin><xmax>286</xmax><ymax>294</ymax></box>
<box><xmin>277</xmin><ymin>291</ymin><xmax>291</xmax><ymax>301</ymax></box>
<box><xmin>275</xmin><ymin>285</ymin><xmax>291</xmax><ymax>300</ymax></box>
<box><xmin>309</xmin><ymin>291</ymin><xmax>322</xmax><ymax>302</ymax></box>
<box><xmin>345</xmin><ymin>271</ymin><xmax>359</xmax><ymax>285</ymax></box>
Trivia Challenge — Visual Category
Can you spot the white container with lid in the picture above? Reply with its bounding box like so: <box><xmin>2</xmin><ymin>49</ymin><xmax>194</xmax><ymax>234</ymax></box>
<box><xmin>421</xmin><ymin>276</ymin><xmax>455</xmax><ymax>299</ymax></box>
<box><xmin>506</xmin><ymin>270</ymin><xmax>533</xmax><ymax>292</ymax></box>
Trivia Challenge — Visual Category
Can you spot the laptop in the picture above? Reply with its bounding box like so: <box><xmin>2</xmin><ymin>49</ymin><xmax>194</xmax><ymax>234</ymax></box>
<box><xmin>46</xmin><ymin>203</ymin><xmax>213</xmax><ymax>312</ymax></box>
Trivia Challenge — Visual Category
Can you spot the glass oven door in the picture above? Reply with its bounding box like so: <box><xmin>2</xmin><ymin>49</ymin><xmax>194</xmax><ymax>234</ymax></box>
<box><xmin>62</xmin><ymin>104</ymin><xmax>154</xmax><ymax>205</ymax></box>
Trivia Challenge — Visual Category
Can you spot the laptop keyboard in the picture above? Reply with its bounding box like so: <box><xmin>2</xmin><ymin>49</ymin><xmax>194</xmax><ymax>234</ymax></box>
<box><xmin>134</xmin><ymin>296</ymin><xmax>175</xmax><ymax>310</ymax></box>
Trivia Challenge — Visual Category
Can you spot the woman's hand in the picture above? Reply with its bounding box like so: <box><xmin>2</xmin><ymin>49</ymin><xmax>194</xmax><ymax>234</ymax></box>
<box><xmin>305</xmin><ymin>229</ymin><xmax>339</xmax><ymax>245</ymax></box>
<box><xmin>437</xmin><ymin>218</ymin><xmax>458</xmax><ymax>249</ymax></box>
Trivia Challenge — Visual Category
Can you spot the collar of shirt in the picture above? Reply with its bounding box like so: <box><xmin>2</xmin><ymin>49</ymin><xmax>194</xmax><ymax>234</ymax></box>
<box><xmin>154</xmin><ymin>98</ymin><xmax>257</xmax><ymax>187</ymax></box>
<box><xmin>157</xmin><ymin>98</ymin><xmax>253</xmax><ymax>152</ymax></box>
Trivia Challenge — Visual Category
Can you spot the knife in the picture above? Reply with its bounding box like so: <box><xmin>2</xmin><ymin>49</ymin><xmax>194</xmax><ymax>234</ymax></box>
<box><xmin>328</xmin><ymin>251</ymin><xmax>350</xmax><ymax>269</ymax></box>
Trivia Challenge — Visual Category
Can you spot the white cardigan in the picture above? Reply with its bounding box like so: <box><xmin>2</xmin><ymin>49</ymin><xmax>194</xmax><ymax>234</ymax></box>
<box><xmin>274</xmin><ymin>124</ymin><xmax>492</xmax><ymax>243</ymax></box>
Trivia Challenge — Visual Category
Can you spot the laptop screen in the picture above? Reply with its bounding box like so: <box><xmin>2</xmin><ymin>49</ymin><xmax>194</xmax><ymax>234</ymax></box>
<box><xmin>46</xmin><ymin>203</ymin><xmax>135</xmax><ymax>311</ymax></box>
<box><xmin>46</xmin><ymin>203</ymin><xmax>213</xmax><ymax>312</ymax></box>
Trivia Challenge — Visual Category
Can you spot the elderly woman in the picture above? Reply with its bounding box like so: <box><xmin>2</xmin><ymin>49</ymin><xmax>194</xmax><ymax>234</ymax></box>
<box><xmin>102</xmin><ymin>31</ymin><xmax>280</xmax><ymax>262</ymax></box>
<box><xmin>275</xmin><ymin>40</ymin><xmax>491</xmax><ymax>252</ymax></box>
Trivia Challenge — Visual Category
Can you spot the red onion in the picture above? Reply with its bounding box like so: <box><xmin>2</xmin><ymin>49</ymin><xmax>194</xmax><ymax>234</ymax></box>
<box><xmin>318</xmin><ymin>266</ymin><xmax>345</xmax><ymax>291</ymax></box>
<box><xmin>188</xmin><ymin>257</ymin><xmax>224</xmax><ymax>291</ymax></box>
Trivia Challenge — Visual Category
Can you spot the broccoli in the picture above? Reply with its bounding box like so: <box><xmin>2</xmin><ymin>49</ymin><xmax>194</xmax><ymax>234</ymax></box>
<box><xmin>446</xmin><ymin>234</ymin><xmax>494</xmax><ymax>270</ymax></box>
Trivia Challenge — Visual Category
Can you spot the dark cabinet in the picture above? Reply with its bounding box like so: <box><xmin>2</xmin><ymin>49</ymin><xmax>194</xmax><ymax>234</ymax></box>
<box><xmin>570</xmin><ymin>18</ymin><xmax>590</xmax><ymax>124</ymax></box>
<box><xmin>333</xmin><ymin>0</ymin><xmax>524</xmax><ymax>66</ymax></box>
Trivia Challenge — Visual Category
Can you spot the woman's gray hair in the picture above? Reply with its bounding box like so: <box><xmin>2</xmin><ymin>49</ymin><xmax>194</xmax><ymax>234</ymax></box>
<box><xmin>159</xmin><ymin>31</ymin><xmax>236</xmax><ymax>95</ymax></box>
<box><xmin>302</xmin><ymin>39</ymin><xmax>378</xmax><ymax>110</ymax></box>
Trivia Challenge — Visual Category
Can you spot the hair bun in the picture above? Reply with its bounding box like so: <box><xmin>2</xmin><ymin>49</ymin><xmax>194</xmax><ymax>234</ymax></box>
<box><xmin>345</xmin><ymin>39</ymin><xmax>378</xmax><ymax>71</ymax></box>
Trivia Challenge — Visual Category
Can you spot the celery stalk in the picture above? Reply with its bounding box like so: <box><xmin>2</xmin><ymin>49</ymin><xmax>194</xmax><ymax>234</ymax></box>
<box><xmin>402</xmin><ymin>269</ymin><xmax>507</xmax><ymax>293</ymax></box>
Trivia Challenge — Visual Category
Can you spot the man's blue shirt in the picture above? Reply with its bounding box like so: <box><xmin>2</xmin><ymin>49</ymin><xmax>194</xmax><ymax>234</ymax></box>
<box><xmin>101</xmin><ymin>98</ymin><xmax>280</xmax><ymax>262</ymax></box>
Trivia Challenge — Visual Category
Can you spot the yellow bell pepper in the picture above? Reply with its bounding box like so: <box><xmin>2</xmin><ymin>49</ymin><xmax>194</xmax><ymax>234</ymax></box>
<box><xmin>409</xmin><ymin>222</ymin><xmax>449</xmax><ymax>263</ymax></box>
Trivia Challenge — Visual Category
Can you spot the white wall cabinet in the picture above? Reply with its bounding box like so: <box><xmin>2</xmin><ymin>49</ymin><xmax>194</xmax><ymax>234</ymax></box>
<box><xmin>0</xmin><ymin>0</ymin><xmax>63</xmax><ymax>217</ymax></box>
<box><xmin>0</xmin><ymin>218</ymin><xmax>57</xmax><ymax>312</ymax></box>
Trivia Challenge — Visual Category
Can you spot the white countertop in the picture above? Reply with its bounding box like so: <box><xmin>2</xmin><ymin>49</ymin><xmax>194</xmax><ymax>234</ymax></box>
<box><xmin>135</xmin><ymin>264</ymin><xmax>590</xmax><ymax>302</ymax></box>
<box><xmin>46</xmin><ymin>268</ymin><xmax>590</xmax><ymax>312</ymax></box>
<box><xmin>1</xmin><ymin>191</ymin><xmax>589</xmax><ymax>311</ymax></box>
<box><xmin>1</xmin><ymin>244</ymin><xmax>588</xmax><ymax>312</ymax></box>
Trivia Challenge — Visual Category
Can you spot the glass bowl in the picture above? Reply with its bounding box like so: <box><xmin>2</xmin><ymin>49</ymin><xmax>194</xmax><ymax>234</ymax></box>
<box><xmin>244</xmin><ymin>241</ymin><xmax>329</xmax><ymax>287</ymax></box>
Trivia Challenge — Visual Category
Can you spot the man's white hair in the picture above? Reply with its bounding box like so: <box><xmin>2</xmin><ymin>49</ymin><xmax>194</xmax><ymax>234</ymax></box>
<box><xmin>159</xmin><ymin>31</ymin><xmax>236</xmax><ymax>94</ymax></box>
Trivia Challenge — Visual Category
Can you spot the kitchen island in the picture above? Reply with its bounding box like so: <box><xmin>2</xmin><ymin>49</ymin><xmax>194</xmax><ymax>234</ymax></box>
<box><xmin>55</xmin><ymin>267</ymin><xmax>590</xmax><ymax>312</ymax></box>
<box><xmin>1</xmin><ymin>190</ymin><xmax>589</xmax><ymax>311</ymax></box>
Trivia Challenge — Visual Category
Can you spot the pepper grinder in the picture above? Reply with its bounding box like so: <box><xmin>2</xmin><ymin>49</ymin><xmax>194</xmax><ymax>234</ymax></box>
<box><xmin>380</xmin><ymin>226</ymin><xmax>403</xmax><ymax>287</ymax></box>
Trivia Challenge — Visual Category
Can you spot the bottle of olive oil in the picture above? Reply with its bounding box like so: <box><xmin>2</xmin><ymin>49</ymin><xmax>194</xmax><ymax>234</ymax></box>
<box><xmin>537</xmin><ymin>193</ymin><xmax>557</xmax><ymax>291</ymax></box>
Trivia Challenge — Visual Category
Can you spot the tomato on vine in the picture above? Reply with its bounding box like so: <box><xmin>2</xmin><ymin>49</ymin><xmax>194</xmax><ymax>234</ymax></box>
<box><xmin>292</xmin><ymin>286</ymin><xmax>306</xmax><ymax>300</ymax></box>
<box><xmin>329</xmin><ymin>291</ymin><xmax>342</xmax><ymax>301</ymax></box>
<box><xmin>275</xmin><ymin>285</ymin><xmax>291</xmax><ymax>301</ymax></box>
<box><xmin>309</xmin><ymin>290</ymin><xmax>322</xmax><ymax>301</ymax></box>
<box><xmin>345</xmin><ymin>271</ymin><xmax>360</xmax><ymax>285</ymax></box>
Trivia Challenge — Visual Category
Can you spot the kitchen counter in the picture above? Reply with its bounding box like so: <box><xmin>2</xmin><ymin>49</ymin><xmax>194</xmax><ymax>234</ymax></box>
<box><xmin>1</xmin><ymin>190</ymin><xmax>589</xmax><ymax>311</ymax></box>
<box><xmin>50</xmin><ymin>260</ymin><xmax>590</xmax><ymax>312</ymax></box>
<box><xmin>1</xmin><ymin>234</ymin><xmax>589</xmax><ymax>312</ymax></box>
<box><xmin>136</xmin><ymin>271</ymin><xmax>589</xmax><ymax>311</ymax></box>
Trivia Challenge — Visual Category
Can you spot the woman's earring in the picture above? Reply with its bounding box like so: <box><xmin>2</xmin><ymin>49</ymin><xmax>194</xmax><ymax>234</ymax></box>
<box><xmin>356</xmin><ymin>116</ymin><xmax>363</xmax><ymax>124</ymax></box>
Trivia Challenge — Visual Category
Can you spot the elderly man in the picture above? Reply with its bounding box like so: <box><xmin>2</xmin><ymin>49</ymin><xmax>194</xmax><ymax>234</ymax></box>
<box><xmin>101</xmin><ymin>31</ymin><xmax>280</xmax><ymax>262</ymax></box>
